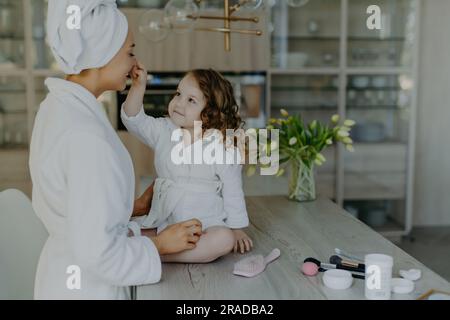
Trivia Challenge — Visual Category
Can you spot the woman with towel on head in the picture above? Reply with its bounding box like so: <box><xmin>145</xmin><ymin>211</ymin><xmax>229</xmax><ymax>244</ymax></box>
<box><xmin>30</xmin><ymin>0</ymin><xmax>202</xmax><ymax>300</ymax></box>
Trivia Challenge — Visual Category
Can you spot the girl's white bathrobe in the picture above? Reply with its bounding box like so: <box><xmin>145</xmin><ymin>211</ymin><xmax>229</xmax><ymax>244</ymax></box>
<box><xmin>29</xmin><ymin>78</ymin><xmax>161</xmax><ymax>300</ymax></box>
<box><xmin>121</xmin><ymin>106</ymin><xmax>249</xmax><ymax>233</ymax></box>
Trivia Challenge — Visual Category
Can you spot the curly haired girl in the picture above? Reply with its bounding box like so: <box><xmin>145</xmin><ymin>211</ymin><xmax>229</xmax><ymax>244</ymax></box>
<box><xmin>121</xmin><ymin>63</ymin><xmax>253</xmax><ymax>263</ymax></box>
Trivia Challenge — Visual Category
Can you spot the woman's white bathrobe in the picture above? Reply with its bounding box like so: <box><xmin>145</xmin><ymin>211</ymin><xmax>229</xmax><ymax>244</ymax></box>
<box><xmin>121</xmin><ymin>106</ymin><xmax>249</xmax><ymax>233</ymax></box>
<box><xmin>29</xmin><ymin>78</ymin><xmax>161</xmax><ymax>300</ymax></box>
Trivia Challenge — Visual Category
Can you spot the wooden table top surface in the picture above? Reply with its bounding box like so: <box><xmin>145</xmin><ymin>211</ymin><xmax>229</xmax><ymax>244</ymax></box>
<box><xmin>136</xmin><ymin>196</ymin><xmax>450</xmax><ymax>300</ymax></box>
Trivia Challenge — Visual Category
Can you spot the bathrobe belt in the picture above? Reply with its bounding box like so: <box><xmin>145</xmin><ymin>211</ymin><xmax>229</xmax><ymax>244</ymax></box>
<box><xmin>137</xmin><ymin>177</ymin><xmax>223</xmax><ymax>229</ymax></box>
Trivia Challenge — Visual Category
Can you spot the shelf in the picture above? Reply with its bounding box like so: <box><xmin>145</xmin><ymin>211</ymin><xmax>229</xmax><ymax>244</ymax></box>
<box><xmin>119</xmin><ymin>4</ymin><xmax>226</xmax><ymax>10</ymax></box>
<box><xmin>272</xmin><ymin>36</ymin><xmax>340</xmax><ymax>41</ymax></box>
<box><xmin>0</xmin><ymin>109</ymin><xmax>27</xmax><ymax>114</ymax></box>
<box><xmin>272</xmin><ymin>105</ymin><xmax>338</xmax><ymax>110</ymax></box>
<box><xmin>0</xmin><ymin>68</ymin><xmax>27</xmax><ymax>77</ymax></box>
<box><xmin>269</xmin><ymin>68</ymin><xmax>412</xmax><ymax>75</ymax></box>
<box><xmin>0</xmin><ymin>36</ymin><xmax>24</xmax><ymax>41</ymax></box>
<box><xmin>117</xmin><ymin>4</ymin><xmax>163</xmax><ymax>9</ymax></box>
<box><xmin>0</xmin><ymin>88</ymin><xmax>26</xmax><ymax>93</ymax></box>
<box><xmin>272</xmin><ymin>36</ymin><xmax>406</xmax><ymax>42</ymax></box>
<box><xmin>351</xmin><ymin>142</ymin><xmax>408</xmax><ymax>148</ymax></box>
<box><xmin>341</xmin><ymin>211</ymin><xmax>406</xmax><ymax>238</ymax></box>
<box><xmin>269</xmin><ymin>68</ymin><xmax>340</xmax><ymax>75</ymax></box>
<box><xmin>344</xmin><ymin>174</ymin><xmax>406</xmax><ymax>200</ymax></box>
<box><xmin>347</xmin><ymin>213</ymin><xmax>406</xmax><ymax>238</ymax></box>
<box><xmin>32</xmin><ymin>69</ymin><xmax>64</xmax><ymax>77</ymax></box>
<box><xmin>348</xmin><ymin>37</ymin><xmax>406</xmax><ymax>42</ymax></box>
<box><xmin>0</xmin><ymin>146</ymin><xmax>29</xmax><ymax>152</ymax></box>
<box><xmin>346</xmin><ymin>105</ymin><xmax>404</xmax><ymax>110</ymax></box>
<box><xmin>344</xmin><ymin>183</ymin><xmax>405</xmax><ymax>201</ymax></box>
<box><xmin>374</xmin><ymin>218</ymin><xmax>407</xmax><ymax>238</ymax></box>
<box><xmin>346</xmin><ymin>68</ymin><xmax>412</xmax><ymax>75</ymax></box>
<box><xmin>272</xmin><ymin>86</ymin><xmax>338</xmax><ymax>91</ymax></box>
<box><xmin>347</xmin><ymin>86</ymin><xmax>401</xmax><ymax>91</ymax></box>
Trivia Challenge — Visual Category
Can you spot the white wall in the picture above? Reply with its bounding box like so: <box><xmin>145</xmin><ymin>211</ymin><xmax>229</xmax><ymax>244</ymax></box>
<box><xmin>414</xmin><ymin>0</ymin><xmax>450</xmax><ymax>226</ymax></box>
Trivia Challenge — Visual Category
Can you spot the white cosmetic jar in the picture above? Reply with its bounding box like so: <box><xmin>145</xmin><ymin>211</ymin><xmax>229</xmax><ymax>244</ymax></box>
<box><xmin>323</xmin><ymin>269</ymin><xmax>354</xmax><ymax>290</ymax></box>
<box><xmin>391</xmin><ymin>278</ymin><xmax>414</xmax><ymax>294</ymax></box>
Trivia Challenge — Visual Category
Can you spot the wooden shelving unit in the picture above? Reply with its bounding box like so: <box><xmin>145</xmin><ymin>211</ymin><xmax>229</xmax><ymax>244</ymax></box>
<box><xmin>267</xmin><ymin>0</ymin><xmax>420</xmax><ymax>237</ymax></box>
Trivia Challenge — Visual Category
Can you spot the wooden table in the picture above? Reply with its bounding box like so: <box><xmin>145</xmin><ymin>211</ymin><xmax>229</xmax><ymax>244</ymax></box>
<box><xmin>135</xmin><ymin>196</ymin><xmax>450</xmax><ymax>300</ymax></box>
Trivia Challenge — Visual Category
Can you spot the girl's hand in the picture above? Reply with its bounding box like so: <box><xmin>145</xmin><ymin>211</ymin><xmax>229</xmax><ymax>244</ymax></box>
<box><xmin>232</xmin><ymin>229</ymin><xmax>253</xmax><ymax>254</ymax></box>
<box><xmin>130</xmin><ymin>60</ymin><xmax>147</xmax><ymax>90</ymax></box>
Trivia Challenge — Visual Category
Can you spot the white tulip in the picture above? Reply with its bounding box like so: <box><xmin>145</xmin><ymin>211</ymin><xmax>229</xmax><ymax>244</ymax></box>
<box><xmin>338</xmin><ymin>130</ymin><xmax>350</xmax><ymax>137</ymax></box>
<box><xmin>346</xmin><ymin>144</ymin><xmax>355</xmax><ymax>152</ymax></box>
<box><xmin>289</xmin><ymin>137</ymin><xmax>297</xmax><ymax>145</ymax></box>
<box><xmin>343</xmin><ymin>137</ymin><xmax>353</xmax><ymax>144</ymax></box>
<box><xmin>331</xmin><ymin>114</ymin><xmax>340</xmax><ymax>124</ymax></box>
<box><xmin>344</xmin><ymin>119</ymin><xmax>356</xmax><ymax>127</ymax></box>
<box><xmin>316</xmin><ymin>153</ymin><xmax>326</xmax><ymax>162</ymax></box>
<box><xmin>341</xmin><ymin>126</ymin><xmax>351</xmax><ymax>132</ymax></box>
<box><xmin>280</xmin><ymin>109</ymin><xmax>289</xmax><ymax>117</ymax></box>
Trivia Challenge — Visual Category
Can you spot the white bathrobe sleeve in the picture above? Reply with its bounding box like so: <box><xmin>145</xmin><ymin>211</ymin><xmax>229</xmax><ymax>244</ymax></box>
<box><xmin>64</xmin><ymin>131</ymin><xmax>161</xmax><ymax>286</ymax></box>
<box><xmin>216</xmin><ymin>152</ymin><xmax>249</xmax><ymax>229</ymax></box>
<box><xmin>120</xmin><ymin>105</ymin><xmax>166</xmax><ymax>150</ymax></box>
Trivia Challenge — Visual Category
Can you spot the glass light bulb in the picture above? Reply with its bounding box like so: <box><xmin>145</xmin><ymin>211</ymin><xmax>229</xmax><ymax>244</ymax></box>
<box><xmin>164</xmin><ymin>0</ymin><xmax>199</xmax><ymax>35</ymax></box>
<box><xmin>138</xmin><ymin>9</ymin><xmax>170</xmax><ymax>42</ymax></box>
<box><xmin>287</xmin><ymin>0</ymin><xmax>309</xmax><ymax>7</ymax></box>
<box><xmin>240</xmin><ymin>0</ymin><xmax>263</xmax><ymax>11</ymax></box>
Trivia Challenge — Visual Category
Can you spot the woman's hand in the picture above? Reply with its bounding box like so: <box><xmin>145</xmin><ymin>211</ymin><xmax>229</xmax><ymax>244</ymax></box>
<box><xmin>130</xmin><ymin>60</ymin><xmax>147</xmax><ymax>90</ymax></box>
<box><xmin>149</xmin><ymin>219</ymin><xmax>203</xmax><ymax>255</ymax></box>
<box><xmin>132</xmin><ymin>181</ymin><xmax>155</xmax><ymax>217</ymax></box>
<box><xmin>232</xmin><ymin>229</ymin><xmax>253</xmax><ymax>254</ymax></box>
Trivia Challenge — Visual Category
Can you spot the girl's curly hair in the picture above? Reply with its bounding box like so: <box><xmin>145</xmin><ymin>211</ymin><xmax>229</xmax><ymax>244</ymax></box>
<box><xmin>185</xmin><ymin>69</ymin><xmax>245</xmax><ymax>144</ymax></box>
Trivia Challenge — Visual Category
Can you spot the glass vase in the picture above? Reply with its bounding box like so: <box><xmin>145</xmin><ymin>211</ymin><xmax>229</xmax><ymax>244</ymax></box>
<box><xmin>288</xmin><ymin>159</ymin><xmax>316</xmax><ymax>202</ymax></box>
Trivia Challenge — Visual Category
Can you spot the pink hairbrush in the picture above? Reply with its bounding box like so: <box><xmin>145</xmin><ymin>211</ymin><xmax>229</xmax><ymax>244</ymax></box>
<box><xmin>233</xmin><ymin>248</ymin><xmax>281</xmax><ymax>278</ymax></box>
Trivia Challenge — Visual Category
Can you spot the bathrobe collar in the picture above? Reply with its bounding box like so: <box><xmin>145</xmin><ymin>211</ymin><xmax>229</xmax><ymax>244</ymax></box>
<box><xmin>45</xmin><ymin>77</ymin><xmax>112</xmax><ymax>129</ymax></box>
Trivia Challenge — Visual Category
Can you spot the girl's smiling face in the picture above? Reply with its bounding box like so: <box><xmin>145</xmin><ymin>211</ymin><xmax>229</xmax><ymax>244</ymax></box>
<box><xmin>168</xmin><ymin>74</ymin><xmax>206</xmax><ymax>129</ymax></box>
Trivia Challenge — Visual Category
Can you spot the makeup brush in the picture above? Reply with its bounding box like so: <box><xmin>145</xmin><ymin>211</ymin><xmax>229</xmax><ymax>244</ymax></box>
<box><xmin>334</xmin><ymin>248</ymin><xmax>364</xmax><ymax>263</ymax></box>
<box><xmin>301</xmin><ymin>261</ymin><xmax>365</xmax><ymax>280</ymax></box>
<box><xmin>304</xmin><ymin>257</ymin><xmax>365</xmax><ymax>275</ymax></box>
<box><xmin>329</xmin><ymin>255</ymin><xmax>366</xmax><ymax>270</ymax></box>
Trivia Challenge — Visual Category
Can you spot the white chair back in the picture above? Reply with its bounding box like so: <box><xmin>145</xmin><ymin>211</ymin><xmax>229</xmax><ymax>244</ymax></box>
<box><xmin>0</xmin><ymin>189</ymin><xmax>48</xmax><ymax>300</ymax></box>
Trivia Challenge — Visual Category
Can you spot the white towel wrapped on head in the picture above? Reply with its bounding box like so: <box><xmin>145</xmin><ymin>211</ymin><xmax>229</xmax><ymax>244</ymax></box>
<box><xmin>47</xmin><ymin>0</ymin><xmax>128</xmax><ymax>75</ymax></box>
